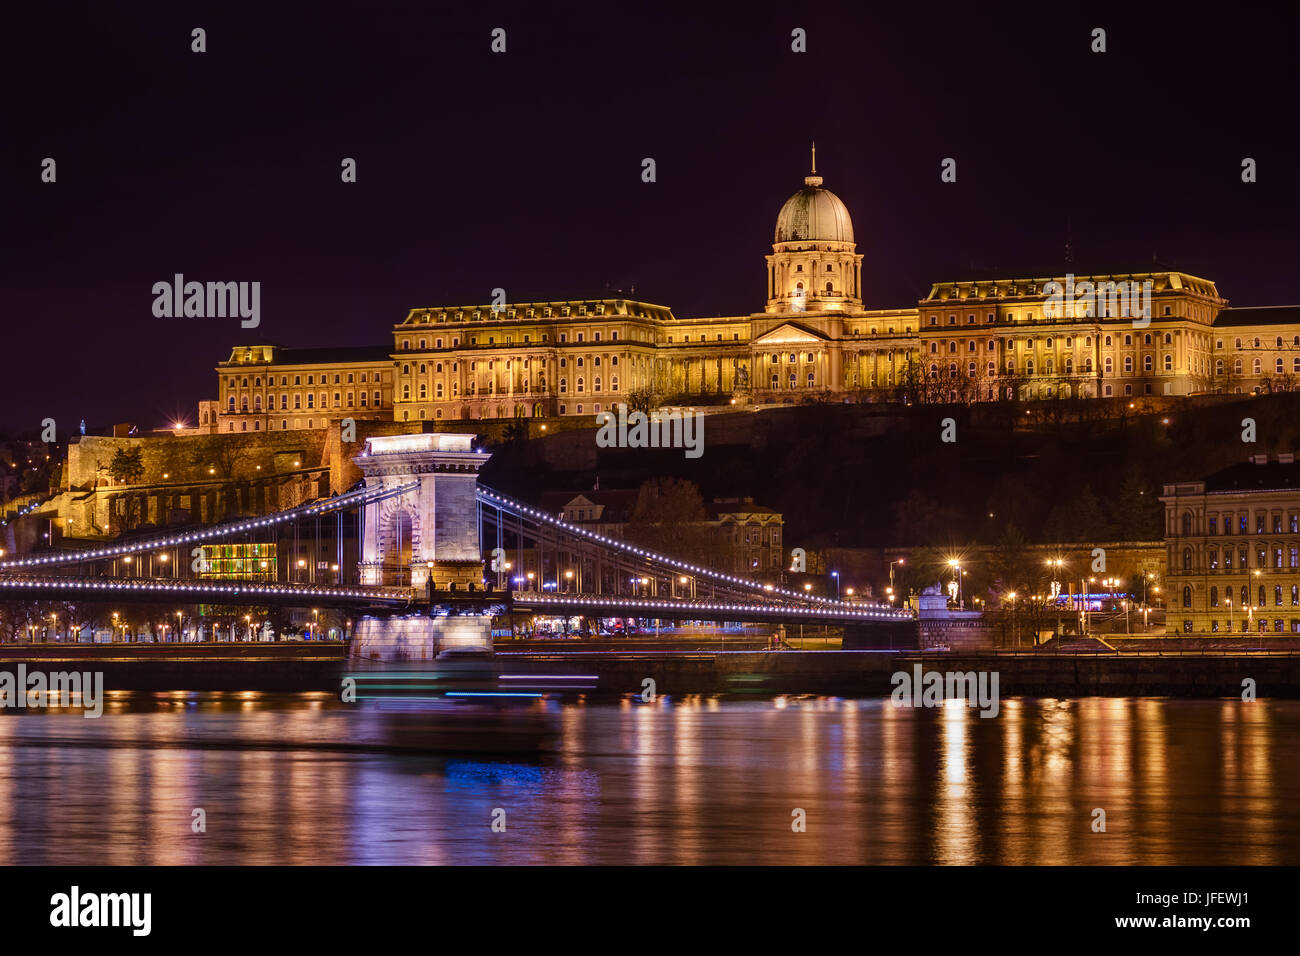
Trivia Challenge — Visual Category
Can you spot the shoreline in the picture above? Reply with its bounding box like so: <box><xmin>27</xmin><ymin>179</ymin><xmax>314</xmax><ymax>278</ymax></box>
<box><xmin>2</xmin><ymin>642</ymin><xmax>1298</xmax><ymax>697</ymax></box>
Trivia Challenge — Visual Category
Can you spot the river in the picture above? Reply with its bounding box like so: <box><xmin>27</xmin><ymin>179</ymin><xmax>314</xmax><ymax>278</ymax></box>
<box><xmin>1</xmin><ymin>694</ymin><xmax>1295</xmax><ymax>864</ymax></box>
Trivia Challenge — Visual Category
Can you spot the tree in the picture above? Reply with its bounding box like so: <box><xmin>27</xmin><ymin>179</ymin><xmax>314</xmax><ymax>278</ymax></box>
<box><xmin>624</xmin><ymin>477</ymin><xmax>714</xmax><ymax>563</ymax></box>
<box><xmin>1042</xmin><ymin>484</ymin><xmax>1113</xmax><ymax>543</ymax></box>
<box><xmin>108</xmin><ymin>446</ymin><xmax>144</xmax><ymax>485</ymax></box>
<box><xmin>502</xmin><ymin>417</ymin><xmax>529</xmax><ymax>446</ymax></box>
<box><xmin>626</xmin><ymin>387</ymin><xmax>660</xmax><ymax>415</ymax></box>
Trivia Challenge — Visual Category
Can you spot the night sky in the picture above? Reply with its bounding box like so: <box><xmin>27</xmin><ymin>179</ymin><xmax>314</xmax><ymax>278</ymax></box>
<box><xmin>5</xmin><ymin>0</ymin><xmax>1298</xmax><ymax>431</ymax></box>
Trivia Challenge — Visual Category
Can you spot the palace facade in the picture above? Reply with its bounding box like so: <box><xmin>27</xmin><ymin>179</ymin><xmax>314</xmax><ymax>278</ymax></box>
<box><xmin>1162</xmin><ymin>455</ymin><xmax>1300</xmax><ymax>636</ymax></box>
<box><xmin>204</xmin><ymin>161</ymin><xmax>1300</xmax><ymax>434</ymax></box>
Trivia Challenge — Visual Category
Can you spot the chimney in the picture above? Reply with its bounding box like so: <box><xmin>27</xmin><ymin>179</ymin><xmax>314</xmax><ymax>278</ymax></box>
<box><xmin>1252</xmin><ymin>454</ymin><xmax>1269</xmax><ymax>465</ymax></box>
<box><xmin>1279</xmin><ymin>453</ymin><xmax>1295</xmax><ymax>465</ymax></box>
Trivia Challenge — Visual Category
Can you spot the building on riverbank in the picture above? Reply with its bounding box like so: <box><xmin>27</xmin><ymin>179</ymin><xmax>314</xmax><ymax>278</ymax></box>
<box><xmin>1162</xmin><ymin>454</ymin><xmax>1300</xmax><ymax>635</ymax></box>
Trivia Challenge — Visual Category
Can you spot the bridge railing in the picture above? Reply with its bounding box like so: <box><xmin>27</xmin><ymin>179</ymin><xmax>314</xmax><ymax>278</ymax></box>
<box><xmin>509</xmin><ymin>590</ymin><xmax>913</xmax><ymax>621</ymax></box>
<box><xmin>0</xmin><ymin>573</ymin><xmax>413</xmax><ymax>604</ymax></box>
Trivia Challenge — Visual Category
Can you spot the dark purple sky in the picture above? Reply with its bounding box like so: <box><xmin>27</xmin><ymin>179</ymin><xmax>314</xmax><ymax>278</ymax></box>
<box><xmin>5</xmin><ymin>0</ymin><xmax>1298</xmax><ymax>431</ymax></box>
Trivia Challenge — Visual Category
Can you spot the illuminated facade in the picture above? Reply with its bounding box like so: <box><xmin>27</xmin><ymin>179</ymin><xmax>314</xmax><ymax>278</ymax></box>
<box><xmin>207</xmin><ymin>160</ymin><xmax>1300</xmax><ymax>429</ymax></box>
<box><xmin>199</xmin><ymin>542</ymin><xmax>277</xmax><ymax>580</ymax></box>
<box><xmin>1162</xmin><ymin>455</ymin><xmax>1300</xmax><ymax>635</ymax></box>
<box><xmin>209</xmin><ymin>345</ymin><xmax>395</xmax><ymax>434</ymax></box>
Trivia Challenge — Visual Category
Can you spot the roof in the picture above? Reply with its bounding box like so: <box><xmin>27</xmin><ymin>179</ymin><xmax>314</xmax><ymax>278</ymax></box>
<box><xmin>931</xmin><ymin>260</ymin><xmax>1192</xmax><ymax>285</ymax></box>
<box><xmin>705</xmin><ymin>499</ymin><xmax>780</xmax><ymax>519</ymax></box>
<box><xmin>1213</xmin><ymin>306</ymin><xmax>1300</xmax><ymax>328</ymax></box>
<box><xmin>774</xmin><ymin>180</ymin><xmax>854</xmax><ymax>244</ymax></box>
<box><xmin>539</xmin><ymin>489</ymin><xmax>640</xmax><ymax>523</ymax></box>
<box><xmin>398</xmin><ymin>298</ymin><xmax>676</xmax><ymax>325</ymax></box>
<box><xmin>221</xmin><ymin>345</ymin><xmax>394</xmax><ymax>367</ymax></box>
<box><xmin>1203</xmin><ymin>459</ymin><xmax>1300</xmax><ymax>493</ymax></box>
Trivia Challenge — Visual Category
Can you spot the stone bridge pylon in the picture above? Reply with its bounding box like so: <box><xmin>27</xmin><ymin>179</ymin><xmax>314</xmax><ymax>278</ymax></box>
<box><xmin>351</xmin><ymin>433</ymin><xmax>494</xmax><ymax>661</ymax></box>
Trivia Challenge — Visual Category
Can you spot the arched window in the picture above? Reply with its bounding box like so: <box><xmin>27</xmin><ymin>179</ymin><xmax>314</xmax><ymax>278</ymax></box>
<box><xmin>1210</xmin><ymin>586</ymin><xmax>1218</xmax><ymax>607</ymax></box>
<box><xmin>1182</xmin><ymin>547</ymin><xmax>1193</xmax><ymax>571</ymax></box>
<box><xmin>1182</xmin><ymin>585</ymin><xmax>1192</xmax><ymax>608</ymax></box>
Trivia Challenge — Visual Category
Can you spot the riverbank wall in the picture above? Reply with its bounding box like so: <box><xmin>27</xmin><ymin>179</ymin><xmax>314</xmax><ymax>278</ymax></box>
<box><xmin>5</xmin><ymin>643</ymin><xmax>1300</xmax><ymax>697</ymax></box>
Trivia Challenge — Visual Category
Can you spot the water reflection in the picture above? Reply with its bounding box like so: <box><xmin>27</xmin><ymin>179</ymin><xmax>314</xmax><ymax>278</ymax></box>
<box><xmin>1</xmin><ymin>695</ymin><xmax>1296</xmax><ymax>864</ymax></box>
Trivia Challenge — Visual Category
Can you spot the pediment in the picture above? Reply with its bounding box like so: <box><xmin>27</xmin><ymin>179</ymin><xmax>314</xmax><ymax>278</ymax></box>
<box><xmin>753</xmin><ymin>322</ymin><xmax>830</xmax><ymax>346</ymax></box>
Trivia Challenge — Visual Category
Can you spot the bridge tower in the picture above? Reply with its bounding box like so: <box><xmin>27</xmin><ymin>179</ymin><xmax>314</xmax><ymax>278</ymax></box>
<box><xmin>351</xmin><ymin>433</ymin><xmax>494</xmax><ymax>661</ymax></box>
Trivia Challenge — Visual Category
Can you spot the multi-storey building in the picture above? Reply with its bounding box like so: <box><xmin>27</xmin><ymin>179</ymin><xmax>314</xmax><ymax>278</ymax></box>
<box><xmin>208</xmin><ymin>345</ymin><xmax>395</xmax><ymax>434</ymax></box>
<box><xmin>205</xmin><ymin>157</ymin><xmax>1300</xmax><ymax>431</ymax></box>
<box><xmin>1162</xmin><ymin>454</ymin><xmax>1300</xmax><ymax>636</ymax></box>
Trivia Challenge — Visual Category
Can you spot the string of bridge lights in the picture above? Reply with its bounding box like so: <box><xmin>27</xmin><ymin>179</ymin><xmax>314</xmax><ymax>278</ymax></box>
<box><xmin>0</xmin><ymin>574</ymin><xmax>410</xmax><ymax>603</ymax></box>
<box><xmin>520</xmin><ymin>593</ymin><xmax>909</xmax><ymax>621</ymax></box>
<box><xmin>0</xmin><ymin>480</ymin><xmax>419</xmax><ymax>571</ymax></box>
<box><xmin>0</xmin><ymin>492</ymin><xmax>59</xmax><ymax>529</ymax></box>
<box><xmin>476</xmin><ymin>487</ymin><xmax>907</xmax><ymax>617</ymax></box>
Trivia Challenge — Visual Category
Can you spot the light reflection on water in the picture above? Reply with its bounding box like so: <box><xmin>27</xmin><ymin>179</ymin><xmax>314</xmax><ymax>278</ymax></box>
<box><xmin>0</xmin><ymin>694</ymin><xmax>1295</xmax><ymax>865</ymax></box>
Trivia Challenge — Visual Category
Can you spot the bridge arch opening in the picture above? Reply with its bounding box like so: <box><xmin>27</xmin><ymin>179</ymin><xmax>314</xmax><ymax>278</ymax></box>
<box><xmin>381</xmin><ymin>508</ymin><xmax>415</xmax><ymax>586</ymax></box>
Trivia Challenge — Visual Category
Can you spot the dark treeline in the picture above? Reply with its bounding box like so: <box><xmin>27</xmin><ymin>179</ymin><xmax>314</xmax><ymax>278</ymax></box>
<box><xmin>482</xmin><ymin>393</ymin><xmax>1300</xmax><ymax>550</ymax></box>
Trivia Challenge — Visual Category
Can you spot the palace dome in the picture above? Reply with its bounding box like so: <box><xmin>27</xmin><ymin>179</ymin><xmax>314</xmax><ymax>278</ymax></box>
<box><xmin>774</xmin><ymin>174</ymin><xmax>854</xmax><ymax>244</ymax></box>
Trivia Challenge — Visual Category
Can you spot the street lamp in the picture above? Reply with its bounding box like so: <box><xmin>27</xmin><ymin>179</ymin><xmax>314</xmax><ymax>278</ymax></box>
<box><xmin>890</xmin><ymin>558</ymin><xmax>905</xmax><ymax>596</ymax></box>
<box><xmin>831</xmin><ymin>570</ymin><xmax>840</xmax><ymax>600</ymax></box>
<box><xmin>564</xmin><ymin>569</ymin><xmax>574</xmax><ymax>593</ymax></box>
<box><xmin>947</xmin><ymin>558</ymin><xmax>962</xmax><ymax>608</ymax></box>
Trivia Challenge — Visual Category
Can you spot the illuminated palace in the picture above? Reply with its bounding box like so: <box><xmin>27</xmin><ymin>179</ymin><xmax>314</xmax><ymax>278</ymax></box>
<box><xmin>204</xmin><ymin>158</ymin><xmax>1300</xmax><ymax>433</ymax></box>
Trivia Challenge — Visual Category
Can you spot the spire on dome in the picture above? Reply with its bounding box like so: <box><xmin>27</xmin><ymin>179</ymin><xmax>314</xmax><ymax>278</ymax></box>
<box><xmin>804</xmin><ymin>141</ymin><xmax>823</xmax><ymax>187</ymax></box>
